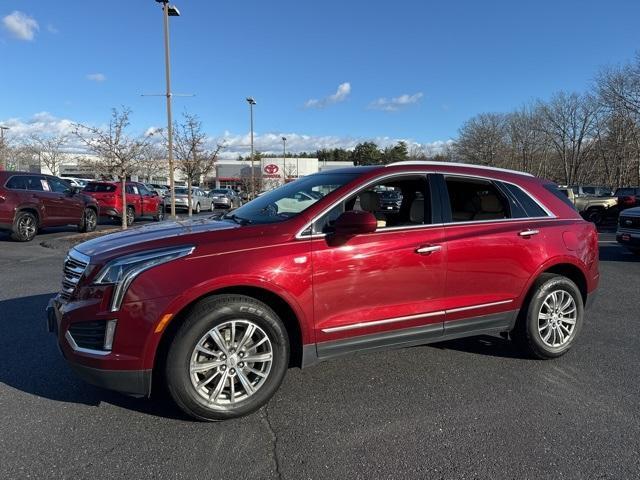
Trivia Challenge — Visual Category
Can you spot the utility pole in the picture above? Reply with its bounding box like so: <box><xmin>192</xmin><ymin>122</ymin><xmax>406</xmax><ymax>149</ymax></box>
<box><xmin>246</xmin><ymin>97</ymin><xmax>257</xmax><ymax>198</ymax></box>
<box><xmin>0</xmin><ymin>126</ymin><xmax>9</xmax><ymax>170</ymax></box>
<box><xmin>282</xmin><ymin>136</ymin><xmax>287</xmax><ymax>183</ymax></box>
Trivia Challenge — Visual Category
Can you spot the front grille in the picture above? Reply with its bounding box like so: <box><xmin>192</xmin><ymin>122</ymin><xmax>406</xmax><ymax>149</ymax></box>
<box><xmin>619</xmin><ymin>216</ymin><xmax>640</xmax><ymax>230</ymax></box>
<box><xmin>60</xmin><ymin>250</ymin><xmax>89</xmax><ymax>302</ymax></box>
<box><xmin>68</xmin><ymin>321</ymin><xmax>107</xmax><ymax>350</ymax></box>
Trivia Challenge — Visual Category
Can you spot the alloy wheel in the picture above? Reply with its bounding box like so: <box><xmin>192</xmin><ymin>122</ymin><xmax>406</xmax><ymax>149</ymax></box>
<box><xmin>18</xmin><ymin>215</ymin><xmax>36</xmax><ymax>239</ymax></box>
<box><xmin>85</xmin><ymin>209</ymin><xmax>97</xmax><ymax>231</ymax></box>
<box><xmin>189</xmin><ymin>320</ymin><xmax>273</xmax><ymax>406</ymax></box>
<box><xmin>537</xmin><ymin>289</ymin><xmax>577</xmax><ymax>347</ymax></box>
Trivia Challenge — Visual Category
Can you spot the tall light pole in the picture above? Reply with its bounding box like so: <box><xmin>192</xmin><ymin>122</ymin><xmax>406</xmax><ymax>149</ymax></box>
<box><xmin>281</xmin><ymin>136</ymin><xmax>287</xmax><ymax>183</ymax></box>
<box><xmin>246</xmin><ymin>97</ymin><xmax>257</xmax><ymax>198</ymax></box>
<box><xmin>0</xmin><ymin>126</ymin><xmax>9</xmax><ymax>171</ymax></box>
<box><xmin>156</xmin><ymin>0</ymin><xmax>180</xmax><ymax>219</ymax></box>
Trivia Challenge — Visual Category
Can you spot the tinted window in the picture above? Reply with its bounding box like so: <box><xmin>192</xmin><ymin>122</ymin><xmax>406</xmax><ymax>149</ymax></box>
<box><xmin>6</xmin><ymin>176</ymin><xmax>28</xmax><ymax>190</ymax></box>
<box><xmin>444</xmin><ymin>177</ymin><xmax>510</xmax><ymax>222</ymax></box>
<box><xmin>501</xmin><ymin>183</ymin><xmax>548</xmax><ymax>218</ymax></box>
<box><xmin>175</xmin><ymin>187</ymin><xmax>189</xmax><ymax>195</ymax></box>
<box><xmin>85</xmin><ymin>183</ymin><xmax>116</xmax><ymax>193</ymax></box>
<box><xmin>615</xmin><ymin>188</ymin><xmax>637</xmax><ymax>196</ymax></box>
<box><xmin>312</xmin><ymin>175</ymin><xmax>430</xmax><ymax>234</ymax></box>
<box><xmin>48</xmin><ymin>177</ymin><xmax>71</xmax><ymax>193</ymax></box>
<box><xmin>138</xmin><ymin>184</ymin><xmax>151</xmax><ymax>195</ymax></box>
<box><xmin>126</xmin><ymin>184</ymin><xmax>140</xmax><ymax>195</ymax></box>
<box><xmin>544</xmin><ymin>184</ymin><xmax>577</xmax><ymax>211</ymax></box>
<box><xmin>25</xmin><ymin>176</ymin><xmax>46</xmax><ymax>191</ymax></box>
<box><xmin>582</xmin><ymin>187</ymin><xmax>596</xmax><ymax>195</ymax></box>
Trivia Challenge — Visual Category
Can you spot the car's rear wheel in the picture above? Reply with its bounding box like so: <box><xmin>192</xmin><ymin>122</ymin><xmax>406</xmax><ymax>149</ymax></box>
<box><xmin>125</xmin><ymin>206</ymin><xmax>135</xmax><ymax>226</ymax></box>
<box><xmin>585</xmin><ymin>208</ymin><xmax>604</xmax><ymax>225</ymax></box>
<box><xmin>210</xmin><ymin>202</ymin><xmax>215</xmax><ymax>212</ymax></box>
<box><xmin>11</xmin><ymin>211</ymin><xmax>38</xmax><ymax>242</ymax></box>
<box><xmin>194</xmin><ymin>203</ymin><xmax>201</xmax><ymax>214</ymax></box>
<box><xmin>165</xmin><ymin>295</ymin><xmax>289</xmax><ymax>421</ymax></box>
<box><xmin>512</xmin><ymin>273</ymin><xmax>584</xmax><ymax>359</ymax></box>
<box><xmin>78</xmin><ymin>208</ymin><xmax>97</xmax><ymax>233</ymax></box>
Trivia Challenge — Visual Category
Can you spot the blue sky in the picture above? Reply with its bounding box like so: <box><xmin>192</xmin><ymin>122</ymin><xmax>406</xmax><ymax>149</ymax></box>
<box><xmin>2</xmin><ymin>0</ymin><xmax>640</xmax><ymax>154</ymax></box>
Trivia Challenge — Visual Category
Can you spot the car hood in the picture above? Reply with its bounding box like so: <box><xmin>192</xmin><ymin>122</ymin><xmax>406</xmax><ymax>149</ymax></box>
<box><xmin>75</xmin><ymin>218</ymin><xmax>239</xmax><ymax>258</ymax></box>
<box><xmin>621</xmin><ymin>206</ymin><xmax>640</xmax><ymax>217</ymax></box>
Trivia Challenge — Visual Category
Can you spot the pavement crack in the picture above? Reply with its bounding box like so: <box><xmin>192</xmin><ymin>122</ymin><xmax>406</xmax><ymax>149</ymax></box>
<box><xmin>262</xmin><ymin>404</ymin><xmax>283</xmax><ymax>480</ymax></box>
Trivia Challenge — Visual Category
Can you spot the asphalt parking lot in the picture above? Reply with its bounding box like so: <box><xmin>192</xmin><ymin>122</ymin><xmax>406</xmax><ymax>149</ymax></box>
<box><xmin>1</xmin><ymin>222</ymin><xmax>639</xmax><ymax>479</ymax></box>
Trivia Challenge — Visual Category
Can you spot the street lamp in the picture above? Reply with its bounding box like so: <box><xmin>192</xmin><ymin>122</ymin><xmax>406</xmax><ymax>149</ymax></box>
<box><xmin>281</xmin><ymin>136</ymin><xmax>287</xmax><ymax>182</ymax></box>
<box><xmin>0</xmin><ymin>126</ymin><xmax>9</xmax><ymax>171</ymax></box>
<box><xmin>246</xmin><ymin>97</ymin><xmax>257</xmax><ymax>198</ymax></box>
<box><xmin>156</xmin><ymin>0</ymin><xmax>180</xmax><ymax>219</ymax></box>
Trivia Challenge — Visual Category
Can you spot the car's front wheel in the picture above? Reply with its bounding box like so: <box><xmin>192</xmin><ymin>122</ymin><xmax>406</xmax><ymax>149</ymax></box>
<box><xmin>165</xmin><ymin>295</ymin><xmax>290</xmax><ymax>421</ymax></box>
<box><xmin>153</xmin><ymin>204</ymin><xmax>165</xmax><ymax>222</ymax></box>
<box><xmin>78</xmin><ymin>208</ymin><xmax>97</xmax><ymax>233</ymax></box>
<box><xmin>125</xmin><ymin>206</ymin><xmax>135</xmax><ymax>226</ymax></box>
<box><xmin>512</xmin><ymin>273</ymin><xmax>584</xmax><ymax>359</ymax></box>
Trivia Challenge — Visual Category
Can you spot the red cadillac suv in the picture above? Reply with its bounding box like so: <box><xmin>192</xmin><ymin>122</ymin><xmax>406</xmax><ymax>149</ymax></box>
<box><xmin>0</xmin><ymin>171</ymin><xmax>98</xmax><ymax>241</ymax></box>
<box><xmin>47</xmin><ymin>162</ymin><xmax>599</xmax><ymax>420</ymax></box>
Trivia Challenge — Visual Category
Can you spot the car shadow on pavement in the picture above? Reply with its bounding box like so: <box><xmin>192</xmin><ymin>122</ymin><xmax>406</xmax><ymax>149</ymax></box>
<box><xmin>428</xmin><ymin>334</ymin><xmax>532</xmax><ymax>359</ymax></box>
<box><xmin>0</xmin><ymin>292</ymin><xmax>192</xmax><ymax>421</ymax></box>
<box><xmin>599</xmin><ymin>245</ymin><xmax>640</xmax><ymax>262</ymax></box>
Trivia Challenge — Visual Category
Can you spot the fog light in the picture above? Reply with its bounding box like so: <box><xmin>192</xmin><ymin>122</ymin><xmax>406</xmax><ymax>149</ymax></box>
<box><xmin>104</xmin><ymin>319</ymin><xmax>117</xmax><ymax>350</ymax></box>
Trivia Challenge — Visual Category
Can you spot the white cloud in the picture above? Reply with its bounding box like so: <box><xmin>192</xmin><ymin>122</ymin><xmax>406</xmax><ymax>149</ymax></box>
<box><xmin>1</xmin><ymin>112</ymin><xmax>451</xmax><ymax>159</ymax></box>
<box><xmin>2</xmin><ymin>11</ymin><xmax>39</xmax><ymax>41</ymax></box>
<box><xmin>47</xmin><ymin>24</ymin><xmax>59</xmax><ymax>34</ymax></box>
<box><xmin>304</xmin><ymin>82</ymin><xmax>351</xmax><ymax>109</ymax></box>
<box><xmin>369</xmin><ymin>92</ymin><xmax>424</xmax><ymax>112</ymax></box>
<box><xmin>86</xmin><ymin>73</ymin><xmax>106</xmax><ymax>82</ymax></box>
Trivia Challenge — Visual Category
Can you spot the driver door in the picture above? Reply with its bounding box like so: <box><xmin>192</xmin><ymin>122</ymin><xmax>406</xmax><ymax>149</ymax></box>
<box><xmin>309</xmin><ymin>174</ymin><xmax>446</xmax><ymax>350</ymax></box>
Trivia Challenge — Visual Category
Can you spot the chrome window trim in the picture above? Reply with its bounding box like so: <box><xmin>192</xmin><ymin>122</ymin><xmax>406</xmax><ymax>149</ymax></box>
<box><xmin>65</xmin><ymin>330</ymin><xmax>111</xmax><ymax>356</ymax></box>
<box><xmin>295</xmin><ymin>170</ymin><xmax>556</xmax><ymax>240</ymax></box>
<box><xmin>321</xmin><ymin>299</ymin><xmax>514</xmax><ymax>333</ymax></box>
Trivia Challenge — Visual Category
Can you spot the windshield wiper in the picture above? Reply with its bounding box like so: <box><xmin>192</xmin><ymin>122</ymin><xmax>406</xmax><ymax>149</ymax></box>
<box><xmin>222</xmin><ymin>213</ymin><xmax>252</xmax><ymax>225</ymax></box>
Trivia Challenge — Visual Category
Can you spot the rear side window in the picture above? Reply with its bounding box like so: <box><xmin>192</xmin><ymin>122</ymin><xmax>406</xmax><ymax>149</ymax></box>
<box><xmin>444</xmin><ymin>177</ymin><xmax>510</xmax><ymax>222</ymax></box>
<box><xmin>500</xmin><ymin>183</ymin><xmax>549</xmax><ymax>218</ymax></box>
<box><xmin>6</xmin><ymin>176</ymin><xmax>28</xmax><ymax>190</ymax></box>
<box><xmin>85</xmin><ymin>183</ymin><xmax>116</xmax><ymax>193</ymax></box>
<box><xmin>544</xmin><ymin>184</ymin><xmax>577</xmax><ymax>211</ymax></box>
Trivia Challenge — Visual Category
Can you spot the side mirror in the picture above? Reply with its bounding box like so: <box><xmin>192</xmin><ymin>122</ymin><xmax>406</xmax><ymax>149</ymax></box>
<box><xmin>67</xmin><ymin>186</ymin><xmax>81</xmax><ymax>195</ymax></box>
<box><xmin>333</xmin><ymin>210</ymin><xmax>377</xmax><ymax>236</ymax></box>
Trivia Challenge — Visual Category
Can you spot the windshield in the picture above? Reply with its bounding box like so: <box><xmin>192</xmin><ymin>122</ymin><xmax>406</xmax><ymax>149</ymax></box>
<box><xmin>226</xmin><ymin>172</ymin><xmax>359</xmax><ymax>224</ymax></box>
<box><xmin>175</xmin><ymin>187</ymin><xmax>190</xmax><ymax>195</ymax></box>
<box><xmin>211</xmin><ymin>189</ymin><xmax>229</xmax><ymax>194</ymax></box>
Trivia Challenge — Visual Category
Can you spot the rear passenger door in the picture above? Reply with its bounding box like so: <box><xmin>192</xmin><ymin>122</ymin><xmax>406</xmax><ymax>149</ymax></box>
<box><xmin>437</xmin><ymin>174</ymin><xmax>551</xmax><ymax>332</ymax></box>
<box><xmin>47</xmin><ymin>177</ymin><xmax>82</xmax><ymax>223</ymax></box>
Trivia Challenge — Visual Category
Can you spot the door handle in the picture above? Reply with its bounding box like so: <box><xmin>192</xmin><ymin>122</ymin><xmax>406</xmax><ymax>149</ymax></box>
<box><xmin>519</xmin><ymin>229</ymin><xmax>539</xmax><ymax>237</ymax></box>
<box><xmin>415</xmin><ymin>245</ymin><xmax>442</xmax><ymax>254</ymax></box>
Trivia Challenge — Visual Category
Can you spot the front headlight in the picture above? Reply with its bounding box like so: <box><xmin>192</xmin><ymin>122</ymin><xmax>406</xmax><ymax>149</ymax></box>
<box><xmin>94</xmin><ymin>246</ymin><xmax>194</xmax><ymax>311</ymax></box>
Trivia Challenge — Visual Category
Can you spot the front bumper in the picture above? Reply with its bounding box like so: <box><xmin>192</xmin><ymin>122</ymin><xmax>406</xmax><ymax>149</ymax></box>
<box><xmin>616</xmin><ymin>229</ymin><xmax>640</xmax><ymax>248</ymax></box>
<box><xmin>46</xmin><ymin>296</ymin><xmax>155</xmax><ymax>397</ymax></box>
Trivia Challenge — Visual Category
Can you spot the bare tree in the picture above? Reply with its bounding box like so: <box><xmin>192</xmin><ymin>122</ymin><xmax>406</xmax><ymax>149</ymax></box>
<box><xmin>536</xmin><ymin>92</ymin><xmax>600</xmax><ymax>185</ymax></box>
<box><xmin>455</xmin><ymin>113</ymin><xmax>509</xmax><ymax>166</ymax></box>
<box><xmin>173</xmin><ymin>113</ymin><xmax>223</xmax><ymax>216</ymax></box>
<box><xmin>27</xmin><ymin>133</ymin><xmax>68</xmax><ymax>176</ymax></box>
<box><xmin>138</xmin><ymin>144</ymin><xmax>167</xmax><ymax>183</ymax></box>
<box><xmin>597</xmin><ymin>54</ymin><xmax>640</xmax><ymax>116</ymax></box>
<box><xmin>74</xmin><ymin>107</ymin><xmax>152</xmax><ymax>229</ymax></box>
<box><xmin>505</xmin><ymin>106</ymin><xmax>550</xmax><ymax>175</ymax></box>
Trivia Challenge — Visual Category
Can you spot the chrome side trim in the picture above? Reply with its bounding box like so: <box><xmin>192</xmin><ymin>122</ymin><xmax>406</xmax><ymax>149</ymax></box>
<box><xmin>65</xmin><ymin>330</ymin><xmax>110</xmax><ymax>356</ymax></box>
<box><xmin>322</xmin><ymin>299</ymin><xmax>515</xmax><ymax>333</ymax></box>
<box><xmin>446</xmin><ymin>299</ymin><xmax>513</xmax><ymax>314</ymax></box>
<box><xmin>322</xmin><ymin>310</ymin><xmax>445</xmax><ymax>333</ymax></box>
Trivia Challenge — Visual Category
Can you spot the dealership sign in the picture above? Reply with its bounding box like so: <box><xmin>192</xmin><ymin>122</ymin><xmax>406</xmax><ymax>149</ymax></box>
<box><xmin>263</xmin><ymin>163</ymin><xmax>281</xmax><ymax>178</ymax></box>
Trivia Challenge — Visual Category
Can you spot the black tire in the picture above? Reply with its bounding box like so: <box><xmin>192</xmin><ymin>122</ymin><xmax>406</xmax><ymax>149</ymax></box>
<box><xmin>11</xmin><ymin>211</ymin><xmax>38</xmax><ymax>242</ymax></box>
<box><xmin>153</xmin><ymin>204</ymin><xmax>165</xmax><ymax>222</ymax></box>
<box><xmin>511</xmin><ymin>273</ymin><xmax>584</xmax><ymax>359</ymax></box>
<box><xmin>165</xmin><ymin>295</ymin><xmax>290</xmax><ymax>421</ymax></box>
<box><xmin>125</xmin><ymin>206</ymin><xmax>135</xmax><ymax>226</ymax></box>
<box><xmin>78</xmin><ymin>208</ymin><xmax>97</xmax><ymax>233</ymax></box>
<box><xmin>585</xmin><ymin>208</ymin><xmax>604</xmax><ymax>225</ymax></box>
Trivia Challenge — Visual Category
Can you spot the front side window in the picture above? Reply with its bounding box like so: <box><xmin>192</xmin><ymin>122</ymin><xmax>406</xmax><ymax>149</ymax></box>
<box><xmin>227</xmin><ymin>172</ymin><xmax>359</xmax><ymax>225</ymax></box>
<box><xmin>25</xmin><ymin>176</ymin><xmax>46</xmax><ymax>191</ymax></box>
<box><xmin>312</xmin><ymin>175</ymin><xmax>430</xmax><ymax>234</ymax></box>
<box><xmin>48</xmin><ymin>177</ymin><xmax>71</xmax><ymax>193</ymax></box>
<box><xmin>138</xmin><ymin>184</ymin><xmax>151</xmax><ymax>196</ymax></box>
<box><xmin>444</xmin><ymin>177</ymin><xmax>510</xmax><ymax>222</ymax></box>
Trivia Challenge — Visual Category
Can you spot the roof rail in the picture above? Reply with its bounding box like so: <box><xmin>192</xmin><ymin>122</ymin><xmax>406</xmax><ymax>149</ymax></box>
<box><xmin>385</xmin><ymin>161</ymin><xmax>535</xmax><ymax>177</ymax></box>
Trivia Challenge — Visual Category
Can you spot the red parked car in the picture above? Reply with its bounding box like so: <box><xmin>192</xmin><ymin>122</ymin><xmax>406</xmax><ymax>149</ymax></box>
<box><xmin>47</xmin><ymin>162</ymin><xmax>599</xmax><ymax>420</ymax></box>
<box><xmin>83</xmin><ymin>181</ymin><xmax>165</xmax><ymax>225</ymax></box>
<box><xmin>0</xmin><ymin>171</ymin><xmax>98</xmax><ymax>241</ymax></box>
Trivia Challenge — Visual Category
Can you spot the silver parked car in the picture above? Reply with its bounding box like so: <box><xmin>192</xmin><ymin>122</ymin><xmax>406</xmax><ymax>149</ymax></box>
<box><xmin>170</xmin><ymin>187</ymin><xmax>213</xmax><ymax>213</ymax></box>
<box><xmin>208</xmin><ymin>188</ymin><xmax>242</xmax><ymax>209</ymax></box>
